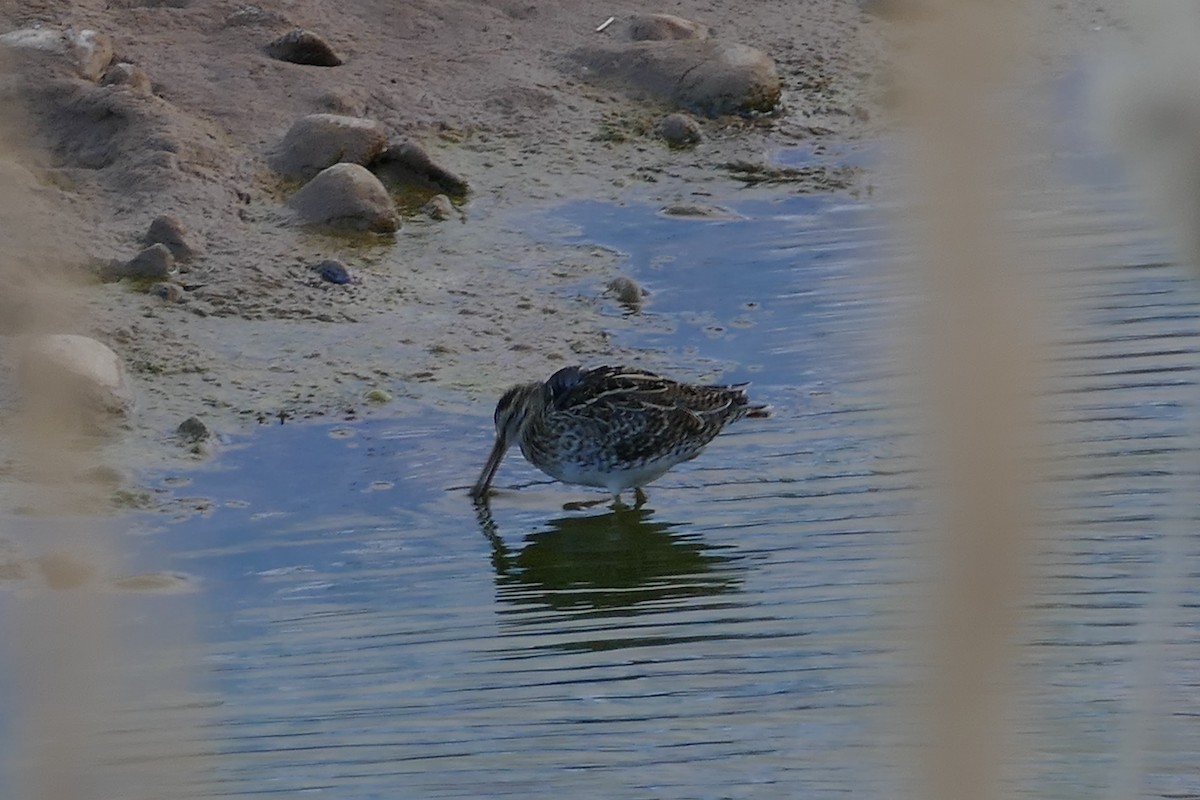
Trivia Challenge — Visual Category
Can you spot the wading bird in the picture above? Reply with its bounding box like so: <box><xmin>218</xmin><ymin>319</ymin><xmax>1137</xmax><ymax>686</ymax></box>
<box><xmin>470</xmin><ymin>365</ymin><xmax>769</xmax><ymax>504</ymax></box>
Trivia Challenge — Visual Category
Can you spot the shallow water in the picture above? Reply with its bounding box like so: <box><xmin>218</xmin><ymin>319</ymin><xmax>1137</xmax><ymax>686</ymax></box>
<box><xmin>120</xmin><ymin>187</ymin><xmax>914</xmax><ymax>796</ymax></box>
<box><xmin>7</xmin><ymin>96</ymin><xmax>1200</xmax><ymax>798</ymax></box>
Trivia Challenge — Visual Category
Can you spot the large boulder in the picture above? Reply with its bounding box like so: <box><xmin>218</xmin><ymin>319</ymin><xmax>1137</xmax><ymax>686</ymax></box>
<box><xmin>19</xmin><ymin>334</ymin><xmax>134</xmax><ymax>420</ymax></box>
<box><xmin>269</xmin><ymin>114</ymin><xmax>389</xmax><ymax>181</ymax></box>
<box><xmin>570</xmin><ymin>40</ymin><xmax>781</xmax><ymax>117</ymax></box>
<box><xmin>287</xmin><ymin>163</ymin><xmax>399</xmax><ymax>233</ymax></box>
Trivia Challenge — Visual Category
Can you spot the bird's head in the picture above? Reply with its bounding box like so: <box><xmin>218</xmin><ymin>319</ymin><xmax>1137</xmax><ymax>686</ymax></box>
<box><xmin>470</xmin><ymin>381</ymin><xmax>543</xmax><ymax>498</ymax></box>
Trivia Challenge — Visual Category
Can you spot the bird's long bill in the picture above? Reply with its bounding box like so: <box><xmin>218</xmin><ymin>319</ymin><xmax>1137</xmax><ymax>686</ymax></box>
<box><xmin>470</xmin><ymin>434</ymin><xmax>509</xmax><ymax>498</ymax></box>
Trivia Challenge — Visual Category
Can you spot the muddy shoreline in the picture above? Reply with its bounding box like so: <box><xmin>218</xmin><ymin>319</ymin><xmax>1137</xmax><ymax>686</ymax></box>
<box><xmin>0</xmin><ymin>1</ymin><xmax>1127</xmax><ymax>496</ymax></box>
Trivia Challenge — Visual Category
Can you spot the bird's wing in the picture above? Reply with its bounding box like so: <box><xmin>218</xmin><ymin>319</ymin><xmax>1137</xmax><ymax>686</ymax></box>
<box><xmin>547</xmin><ymin>365</ymin><xmax>669</xmax><ymax>412</ymax></box>
<box><xmin>556</xmin><ymin>366</ymin><xmax>747</xmax><ymax>434</ymax></box>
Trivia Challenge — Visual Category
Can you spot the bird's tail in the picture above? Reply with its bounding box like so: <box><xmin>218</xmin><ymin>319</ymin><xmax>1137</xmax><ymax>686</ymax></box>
<box><xmin>745</xmin><ymin>403</ymin><xmax>771</xmax><ymax>419</ymax></box>
<box><xmin>729</xmin><ymin>384</ymin><xmax>771</xmax><ymax>419</ymax></box>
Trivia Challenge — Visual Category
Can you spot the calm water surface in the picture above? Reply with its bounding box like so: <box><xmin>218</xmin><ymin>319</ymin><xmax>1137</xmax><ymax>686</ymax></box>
<box><xmin>138</xmin><ymin>186</ymin><xmax>914</xmax><ymax>799</ymax></box>
<box><xmin>9</xmin><ymin>113</ymin><xmax>1200</xmax><ymax>797</ymax></box>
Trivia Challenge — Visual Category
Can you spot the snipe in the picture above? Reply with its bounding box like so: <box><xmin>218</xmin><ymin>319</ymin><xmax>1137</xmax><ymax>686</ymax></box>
<box><xmin>470</xmin><ymin>365</ymin><xmax>769</xmax><ymax>503</ymax></box>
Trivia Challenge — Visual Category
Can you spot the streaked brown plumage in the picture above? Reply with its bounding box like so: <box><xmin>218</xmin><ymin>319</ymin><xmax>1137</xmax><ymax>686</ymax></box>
<box><xmin>470</xmin><ymin>365</ymin><xmax>769</xmax><ymax>502</ymax></box>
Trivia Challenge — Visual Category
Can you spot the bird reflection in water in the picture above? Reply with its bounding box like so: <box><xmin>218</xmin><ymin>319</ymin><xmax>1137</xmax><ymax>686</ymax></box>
<box><xmin>473</xmin><ymin>498</ymin><xmax>742</xmax><ymax>619</ymax></box>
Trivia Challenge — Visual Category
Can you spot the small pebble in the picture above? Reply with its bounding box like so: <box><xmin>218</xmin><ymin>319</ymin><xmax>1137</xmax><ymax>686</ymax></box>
<box><xmin>313</xmin><ymin>259</ymin><xmax>352</xmax><ymax>284</ymax></box>
<box><xmin>656</xmin><ymin>113</ymin><xmax>703</xmax><ymax>147</ymax></box>
<box><xmin>176</xmin><ymin>416</ymin><xmax>209</xmax><ymax>443</ymax></box>
<box><xmin>660</xmin><ymin>203</ymin><xmax>740</xmax><ymax>220</ymax></box>
<box><xmin>223</xmin><ymin>5</ymin><xmax>288</xmax><ymax>27</ymax></box>
<box><xmin>629</xmin><ymin>13</ymin><xmax>710</xmax><ymax>41</ymax></box>
<box><xmin>423</xmin><ymin>193</ymin><xmax>455</xmax><ymax>221</ymax></box>
<box><xmin>364</xmin><ymin>388</ymin><xmax>392</xmax><ymax>404</ymax></box>
<box><xmin>110</xmin><ymin>572</ymin><xmax>194</xmax><ymax>593</ymax></box>
<box><xmin>606</xmin><ymin>276</ymin><xmax>646</xmax><ymax>309</ymax></box>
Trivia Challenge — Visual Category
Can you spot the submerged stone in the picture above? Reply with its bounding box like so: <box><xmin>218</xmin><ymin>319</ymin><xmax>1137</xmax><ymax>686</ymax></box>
<box><xmin>606</xmin><ymin>276</ymin><xmax>646</xmax><ymax>310</ymax></box>
<box><xmin>177</xmin><ymin>416</ymin><xmax>209</xmax><ymax>442</ymax></box>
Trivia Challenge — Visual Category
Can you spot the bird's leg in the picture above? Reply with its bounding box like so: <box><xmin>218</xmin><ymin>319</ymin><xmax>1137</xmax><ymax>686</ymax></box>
<box><xmin>609</xmin><ymin>492</ymin><xmax>629</xmax><ymax>511</ymax></box>
<box><xmin>633</xmin><ymin>487</ymin><xmax>648</xmax><ymax>508</ymax></box>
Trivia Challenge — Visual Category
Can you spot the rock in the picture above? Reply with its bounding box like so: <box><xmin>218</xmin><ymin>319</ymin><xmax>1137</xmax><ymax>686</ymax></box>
<box><xmin>20</xmin><ymin>334</ymin><xmax>134</xmax><ymax>419</ymax></box>
<box><xmin>0</xmin><ymin>27</ymin><xmax>114</xmax><ymax>81</ymax></box>
<box><xmin>176</xmin><ymin>416</ymin><xmax>209</xmax><ymax>443</ymax></box>
<box><xmin>287</xmin><ymin>163</ymin><xmax>399</xmax><ymax>233</ymax></box>
<box><xmin>570</xmin><ymin>40</ymin><xmax>781</xmax><ymax>117</ymax></box>
<box><xmin>606</xmin><ymin>276</ymin><xmax>646</xmax><ymax>310</ymax></box>
<box><xmin>268</xmin><ymin>112</ymin><xmax>388</xmax><ymax>181</ymax></box>
<box><xmin>656</xmin><ymin>113</ymin><xmax>703</xmax><ymax>147</ymax></box>
<box><xmin>143</xmin><ymin>214</ymin><xmax>195</xmax><ymax>262</ymax></box>
<box><xmin>223</xmin><ymin>5</ymin><xmax>289</xmax><ymax>27</ymax></box>
<box><xmin>370</xmin><ymin>141</ymin><xmax>469</xmax><ymax>197</ymax></box>
<box><xmin>109</xmin><ymin>572</ymin><xmax>195</xmax><ymax>593</ymax></box>
<box><xmin>423</xmin><ymin>194</ymin><xmax>455</xmax><ymax>221</ymax></box>
<box><xmin>629</xmin><ymin>13</ymin><xmax>710</xmax><ymax>41</ymax></box>
<box><xmin>660</xmin><ymin>203</ymin><xmax>741</xmax><ymax>220</ymax></box>
<box><xmin>313</xmin><ymin>259</ymin><xmax>352</xmax><ymax>284</ymax></box>
<box><xmin>123</xmin><ymin>243</ymin><xmax>175</xmax><ymax>280</ymax></box>
<box><xmin>264</xmin><ymin>29</ymin><xmax>343</xmax><ymax>67</ymax></box>
<box><xmin>148</xmin><ymin>281</ymin><xmax>185</xmax><ymax>302</ymax></box>
<box><xmin>101</xmin><ymin>62</ymin><xmax>152</xmax><ymax>93</ymax></box>
<box><xmin>364</xmin><ymin>388</ymin><xmax>391</xmax><ymax>404</ymax></box>
<box><xmin>269</xmin><ymin>114</ymin><xmax>389</xmax><ymax>181</ymax></box>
